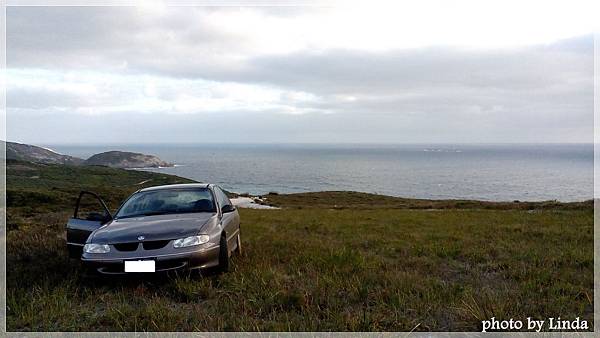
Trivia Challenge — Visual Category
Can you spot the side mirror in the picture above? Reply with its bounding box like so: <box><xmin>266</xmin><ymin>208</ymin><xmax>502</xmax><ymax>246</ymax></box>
<box><xmin>221</xmin><ymin>204</ymin><xmax>236</xmax><ymax>213</ymax></box>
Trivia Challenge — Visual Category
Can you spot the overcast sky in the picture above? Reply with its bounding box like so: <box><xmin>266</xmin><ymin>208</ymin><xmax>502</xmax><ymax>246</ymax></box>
<box><xmin>6</xmin><ymin>2</ymin><xmax>597</xmax><ymax>144</ymax></box>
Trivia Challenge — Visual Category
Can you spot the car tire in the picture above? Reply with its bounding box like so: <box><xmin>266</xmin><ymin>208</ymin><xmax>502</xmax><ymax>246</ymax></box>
<box><xmin>218</xmin><ymin>234</ymin><xmax>229</xmax><ymax>272</ymax></box>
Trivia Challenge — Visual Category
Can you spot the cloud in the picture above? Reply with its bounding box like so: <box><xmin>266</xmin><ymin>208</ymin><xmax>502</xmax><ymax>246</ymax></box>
<box><xmin>5</xmin><ymin>5</ymin><xmax>595</xmax><ymax>144</ymax></box>
<box><xmin>7</xmin><ymin>68</ymin><xmax>328</xmax><ymax>117</ymax></box>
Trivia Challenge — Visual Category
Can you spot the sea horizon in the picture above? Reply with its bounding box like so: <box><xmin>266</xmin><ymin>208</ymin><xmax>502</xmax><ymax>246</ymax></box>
<box><xmin>42</xmin><ymin>142</ymin><xmax>594</xmax><ymax>203</ymax></box>
<box><xmin>29</xmin><ymin>141</ymin><xmax>596</xmax><ymax>147</ymax></box>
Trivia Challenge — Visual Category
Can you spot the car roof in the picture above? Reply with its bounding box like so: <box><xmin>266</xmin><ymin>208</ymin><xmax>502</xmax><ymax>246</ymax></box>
<box><xmin>138</xmin><ymin>183</ymin><xmax>211</xmax><ymax>192</ymax></box>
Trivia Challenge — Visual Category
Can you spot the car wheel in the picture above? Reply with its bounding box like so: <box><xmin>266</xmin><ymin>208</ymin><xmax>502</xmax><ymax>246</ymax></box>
<box><xmin>218</xmin><ymin>234</ymin><xmax>229</xmax><ymax>272</ymax></box>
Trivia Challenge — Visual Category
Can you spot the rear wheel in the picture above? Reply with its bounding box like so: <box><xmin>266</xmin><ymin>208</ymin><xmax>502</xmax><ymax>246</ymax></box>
<box><xmin>218</xmin><ymin>234</ymin><xmax>230</xmax><ymax>272</ymax></box>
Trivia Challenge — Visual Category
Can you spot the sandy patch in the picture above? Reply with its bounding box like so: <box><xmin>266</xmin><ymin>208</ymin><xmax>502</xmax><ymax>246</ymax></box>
<box><xmin>231</xmin><ymin>197</ymin><xmax>280</xmax><ymax>209</ymax></box>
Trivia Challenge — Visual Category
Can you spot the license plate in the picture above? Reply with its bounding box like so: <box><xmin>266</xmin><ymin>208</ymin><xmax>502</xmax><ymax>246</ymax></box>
<box><xmin>124</xmin><ymin>260</ymin><xmax>155</xmax><ymax>272</ymax></box>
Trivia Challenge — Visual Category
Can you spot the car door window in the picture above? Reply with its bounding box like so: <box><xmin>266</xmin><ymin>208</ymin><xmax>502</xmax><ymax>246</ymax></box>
<box><xmin>216</xmin><ymin>187</ymin><xmax>232</xmax><ymax>209</ymax></box>
<box><xmin>75</xmin><ymin>192</ymin><xmax>111</xmax><ymax>223</ymax></box>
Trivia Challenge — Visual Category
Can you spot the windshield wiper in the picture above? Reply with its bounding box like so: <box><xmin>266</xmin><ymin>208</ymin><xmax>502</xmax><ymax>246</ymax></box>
<box><xmin>116</xmin><ymin>209</ymin><xmax>215</xmax><ymax>219</ymax></box>
<box><xmin>116</xmin><ymin>211</ymin><xmax>173</xmax><ymax>219</ymax></box>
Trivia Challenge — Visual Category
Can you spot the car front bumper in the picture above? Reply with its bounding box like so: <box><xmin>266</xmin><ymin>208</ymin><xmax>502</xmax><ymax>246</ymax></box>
<box><xmin>81</xmin><ymin>244</ymin><xmax>220</xmax><ymax>275</ymax></box>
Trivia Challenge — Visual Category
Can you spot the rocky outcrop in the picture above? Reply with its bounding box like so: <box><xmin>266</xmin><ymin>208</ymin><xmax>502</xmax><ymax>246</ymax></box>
<box><xmin>83</xmin><ymin>151</ymin><xmax>173</xmax><ymax>168</ymax></box>
<box><xmin>4</xmin><ymin>141</ymin><xmax>84</xmax><ymax>165</ymax></box>
<box><xmin>3</xmin><ymin>141</ymin><xmax>173</xmax><ymax>169</ymax></box>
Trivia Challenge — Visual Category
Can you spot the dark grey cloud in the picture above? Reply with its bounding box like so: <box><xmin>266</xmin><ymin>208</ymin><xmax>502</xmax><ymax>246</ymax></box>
<box><xmin>246</xmin><ymin>42</ymin><xmax>592</xmax><ymax>93</ymax></box>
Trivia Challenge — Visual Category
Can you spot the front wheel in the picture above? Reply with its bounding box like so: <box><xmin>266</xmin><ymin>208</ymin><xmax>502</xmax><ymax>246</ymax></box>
<box><xmin>218</xmin><ymin>234</ymin><xmax>230</xmax><ymax>272</ymax></box>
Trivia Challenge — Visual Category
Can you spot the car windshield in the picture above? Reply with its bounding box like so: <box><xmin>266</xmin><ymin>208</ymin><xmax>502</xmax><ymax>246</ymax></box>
<box><xmin>115</xmin><ymin>188</ymin><xmax>215</xmax><ymax>219</ymax></box>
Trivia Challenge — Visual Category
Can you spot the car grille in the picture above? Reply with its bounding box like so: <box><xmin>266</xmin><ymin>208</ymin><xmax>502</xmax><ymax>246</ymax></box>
<box><xmin>142</xmin><ymin>240</ymin><xmax>170</xmax><ymax>250</ymax></box>
<box><xmin>112</xmin><ymin>240</ymin><xmax>170</xmax><ymax>252</ymax></box>
<box><xmin>113</xmin><ymin>242</ymin><xmax>139</xmax><ymax>251</ymax></box>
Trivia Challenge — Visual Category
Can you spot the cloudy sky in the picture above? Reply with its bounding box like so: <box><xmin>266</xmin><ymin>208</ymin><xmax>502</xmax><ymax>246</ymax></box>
<box><xmin>6</xmin><ymin>1</ymin><xmax>597</xmax><ymax>144</ymax></box>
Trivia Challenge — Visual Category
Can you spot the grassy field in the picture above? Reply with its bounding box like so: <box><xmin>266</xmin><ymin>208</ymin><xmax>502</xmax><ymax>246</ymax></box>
<box><xmin>6</xmin><ymin>160</ymin><xmax>594</xmax><ymax>331</ymax></box>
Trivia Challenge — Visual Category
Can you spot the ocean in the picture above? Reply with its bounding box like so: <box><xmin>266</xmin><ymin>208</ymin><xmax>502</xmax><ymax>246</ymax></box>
<box><xmin>49</xmin><ymin>143</ymin><xmax>593</xmax><ymax>202</ymax></box>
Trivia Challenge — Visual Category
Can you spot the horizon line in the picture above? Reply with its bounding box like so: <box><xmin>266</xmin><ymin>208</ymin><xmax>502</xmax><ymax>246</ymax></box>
<box><xmin>3</xmin><ymin>140</ymin><xmax>595</xmax><ymax>147</ymax></box>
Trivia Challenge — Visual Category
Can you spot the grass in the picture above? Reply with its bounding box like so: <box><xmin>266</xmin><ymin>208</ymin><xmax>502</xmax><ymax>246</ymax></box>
<box><xmin>5</xmin><ymin>160</ymin><xmax>594</xmax><ymax>331</ymax></box>
<box><xmin>6</xmin><ymin>159</ymin><xmax>194</xmax><ymax>215</ymax></box>
<box><xmin>261</xmin><ymin>191</ymin><xmax>592</xmax><ymax>211</ymax></box>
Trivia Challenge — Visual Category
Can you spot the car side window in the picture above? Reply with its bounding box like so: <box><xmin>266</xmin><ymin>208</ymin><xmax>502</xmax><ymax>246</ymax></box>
<box><xmin>75</xmin><ymin>192</ymin><xmax>111</xmax><ymax>223</ymax></box>
<box><xmin>216</xmin><ymin>187</ymin><xmax>232</xmax><ymax>209</ymax></box>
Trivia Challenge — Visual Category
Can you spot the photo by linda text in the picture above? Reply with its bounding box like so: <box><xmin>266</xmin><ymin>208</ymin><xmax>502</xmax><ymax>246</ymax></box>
<box><xmin>481</xmin><ymin>317</ymin><xmax>589</xmax><ymax>332</ymax></box>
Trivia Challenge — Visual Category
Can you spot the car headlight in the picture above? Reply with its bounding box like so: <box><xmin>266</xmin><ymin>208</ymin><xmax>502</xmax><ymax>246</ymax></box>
<box><xmin>173</xmin><ymin>235</ymin><xmax>210</xmax><ymax>248</ymax></box>
<box><xmin>83</xmin><ymin>243</ymin><xmax>110</xmax><ymax>254</ymax></box>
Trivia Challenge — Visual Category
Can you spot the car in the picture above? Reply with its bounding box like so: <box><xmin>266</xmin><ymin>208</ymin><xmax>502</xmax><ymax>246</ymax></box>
<box><xmin>66</xmin><ymin>183</ymin><xmax>241</xmax><ymax>275</ymax></box>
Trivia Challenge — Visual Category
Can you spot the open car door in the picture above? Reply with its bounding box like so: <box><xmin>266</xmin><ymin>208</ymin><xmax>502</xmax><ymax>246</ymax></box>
<box><xmin>66</xmin><ymin>191</ymin><xmax>112</xmax><ymax>258</ymax></box>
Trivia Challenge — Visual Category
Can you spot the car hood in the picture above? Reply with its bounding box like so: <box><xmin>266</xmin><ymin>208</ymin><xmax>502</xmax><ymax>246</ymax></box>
<box><xmin>90</xmin><ymin>212</ymin><xmax>216</xmax><ymax>244</ymax></box>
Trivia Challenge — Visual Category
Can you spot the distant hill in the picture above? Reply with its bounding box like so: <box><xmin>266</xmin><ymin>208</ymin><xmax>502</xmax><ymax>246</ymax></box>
<box><xmin>3</xmin><ymin>141</ymin><xmax>84</xmax><ymax>165</ymax></box>
<box><xmin>2</xmin><ymin>141</ymin><xmax>173</xmax><ymax>169</ymax></box>
<box><xmin>83</xmin><ymin>150</ymin><xmax>173</xmax><ymax>168</ymax></box>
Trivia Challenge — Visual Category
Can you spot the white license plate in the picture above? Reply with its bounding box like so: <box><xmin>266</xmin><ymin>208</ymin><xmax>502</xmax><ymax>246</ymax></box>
<box><xmin>124</xmin><ymin>260</ymin><xmax>155</xmax><ymax>272</ymax></box>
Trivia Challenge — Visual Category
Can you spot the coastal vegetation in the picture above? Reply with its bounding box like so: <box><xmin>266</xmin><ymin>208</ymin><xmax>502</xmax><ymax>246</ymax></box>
<box><xmin>6</xmin><ymin>160</ymin><xmax>593</xmax><ymax>331</ymax></box>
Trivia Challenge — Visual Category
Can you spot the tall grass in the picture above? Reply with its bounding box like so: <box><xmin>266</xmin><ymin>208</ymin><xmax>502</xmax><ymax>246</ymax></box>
<box><xmin>7</xmin><ymin>208</ymin><xmax>592</xmax><ymax>331</ymax></box>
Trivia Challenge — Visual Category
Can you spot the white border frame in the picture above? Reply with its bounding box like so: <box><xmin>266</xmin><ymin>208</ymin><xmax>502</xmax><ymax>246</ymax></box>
<box><xmin>0</xmin><ymin>1</ymin><xmax>597</xmax><ymax>336</ymax></box>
